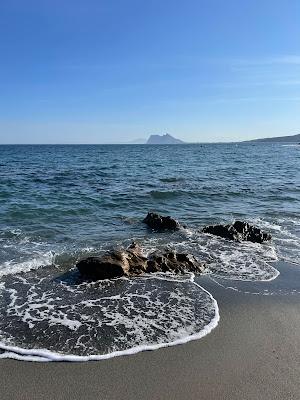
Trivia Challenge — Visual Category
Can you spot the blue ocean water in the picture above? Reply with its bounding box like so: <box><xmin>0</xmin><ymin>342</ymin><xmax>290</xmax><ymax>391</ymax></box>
<box><xmin>0</xmin><ymin>143</ymin><xmax>299</xmax><ymax>361</ymax></box>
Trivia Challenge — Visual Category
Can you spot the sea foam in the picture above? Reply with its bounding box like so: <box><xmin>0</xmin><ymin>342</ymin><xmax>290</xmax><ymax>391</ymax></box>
<box><xmin>141</xmin><ymin>227</ymin><xmax>280</xmax><ymax>282</ymax></box>
<box><xmin>0</xmin><ymin>272</ymin><xmax>219</xmax><ymax>362</ymax></box>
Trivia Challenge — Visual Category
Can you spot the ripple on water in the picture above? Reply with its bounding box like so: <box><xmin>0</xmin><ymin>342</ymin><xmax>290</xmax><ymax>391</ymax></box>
<box><xmin>149</xmin><ymin>190</ymin><xmax>183</xmax><ymax>199</ymax></box>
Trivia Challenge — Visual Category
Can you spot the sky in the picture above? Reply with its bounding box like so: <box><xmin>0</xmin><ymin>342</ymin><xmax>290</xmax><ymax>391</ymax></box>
<box><xmin>0</xmin><ymin>0</ymin><xmax>299</xmax><ymax>144</ymax></box>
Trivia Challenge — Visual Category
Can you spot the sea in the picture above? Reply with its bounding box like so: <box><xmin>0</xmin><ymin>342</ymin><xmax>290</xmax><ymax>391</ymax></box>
<box><xmin>0</xmin><ymin>143</ymin><xmax>299</xmax><ymax>361</ymax></box>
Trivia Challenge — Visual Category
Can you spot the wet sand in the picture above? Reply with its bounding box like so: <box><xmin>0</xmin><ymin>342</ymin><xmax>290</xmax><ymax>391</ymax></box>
<box><xmin>0</xmin><ymin>263</ymin><xmax>300</xmax><ymax>400</ymax></box>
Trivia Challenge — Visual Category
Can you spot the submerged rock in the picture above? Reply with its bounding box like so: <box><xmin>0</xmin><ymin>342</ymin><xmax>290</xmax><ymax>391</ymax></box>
<box><xmin>143</xmin><ymin>212</ymin><xmax>180</xmax><ymax>231</ymax></box>
<box><xmin>202</xmin><ymin>220</ymin><xmax>271</xmax><ymax>243</ymax></box>
<box><xmin>77</xmin><ymin>242</ymin><xmax>205</xmax><ymax>280</ymax></box>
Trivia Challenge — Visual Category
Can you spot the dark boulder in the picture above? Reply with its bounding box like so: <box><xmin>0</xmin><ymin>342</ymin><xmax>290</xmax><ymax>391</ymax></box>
<box><xmin>77</xmin><ymin>254</ymin><xmax>126</xmax><ymax>280</ymax></box>
<box><xmin>77</xmin><ymin>242</ymin><xmax>147</xmax><ymax>280</ymax></box>
<box><xmin>202</xmin><ymin>224</ymin><xmax>238</xmax><ymax>241</ymax></box>
<box><xmin>202</xmin><ymin>220</ymin><xmax>271</xmax><ymax>243</ymax></box>
<box><xmin>143</xmin><ymin>212</ymin><xmax>180</xmax><ymax>231</ymax></box>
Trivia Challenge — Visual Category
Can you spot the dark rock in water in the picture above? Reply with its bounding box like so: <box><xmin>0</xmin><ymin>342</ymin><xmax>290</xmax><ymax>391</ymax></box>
<box><xmin>143</xmin><ymin>212</ymin><xmax>180</xmax><ymax>231</ymax></box>
<box><xmin>77</xmin><ymin>253</ymin><xmax>127</xmax><ymax>280</ymax></box>
<box><xmin>77</xmin><ymin>242</ymin><xmax>147</xmax><ymax>280</ymax></box>
<box><xmin>202</xmin><ymin>220</ymin><xmax>271</xmax><ymax>243</ymax></box>
<box><xmin>232</xmin><ymin>220</ymin><xmax>272</xmax><ymax>243</ymax></box>
<box><xmin>146</xmin><ymin>252</ymin><xmax>206</xmax><ymax>274</ymax></box>
<box><xmin>77</xmin><ymin>242</ymin><xmax>205</xmax><ymax>280</ymax></box>
<box><xmin>202</xmin><ymin>224</ymin><xmax>238</xmax><ymax>241</ymax></box>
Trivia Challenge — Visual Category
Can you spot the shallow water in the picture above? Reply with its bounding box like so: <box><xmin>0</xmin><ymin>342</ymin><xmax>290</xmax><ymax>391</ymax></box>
<box><xmin>0</xmin><ymin>271</ymin><xmax>218</xmax><ymax>361</ymax></box>
<box><xmin>0</xmin><ymin>143</ymin><xmax>299</xmax><ymax>361</ymax></box>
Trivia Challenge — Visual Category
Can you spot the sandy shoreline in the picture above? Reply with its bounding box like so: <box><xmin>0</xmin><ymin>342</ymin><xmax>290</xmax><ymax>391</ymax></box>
<box><xmin>0</xmin><ymin>263</ymin><xmax>300</xmax><ymax>400</ymax></box>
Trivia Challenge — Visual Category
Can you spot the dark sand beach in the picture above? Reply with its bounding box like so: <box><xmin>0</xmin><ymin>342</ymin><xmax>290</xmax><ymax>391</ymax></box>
<box><xmin>1</xmin><ymin>262</ymin><xmax>299</xmax><ymax>400</ymax></box>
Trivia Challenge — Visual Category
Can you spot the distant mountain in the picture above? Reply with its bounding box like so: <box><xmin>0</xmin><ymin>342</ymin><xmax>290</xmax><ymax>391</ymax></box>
<box><xmin>246</xmin><ymin>133</ymin><xmax>300</xmax><ymax>143</ymax></box>
<box><xmin>146</xmin><ymin>133</ymin><xmax>185</xmax><ymax>144</ymax></box>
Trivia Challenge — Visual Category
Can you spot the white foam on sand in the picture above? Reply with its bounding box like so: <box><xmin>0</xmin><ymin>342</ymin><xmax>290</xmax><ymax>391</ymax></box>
<box><xmin>0</xmin><ymin>274</ymin><xmax>220</xmax><ymax>362</ymax></box>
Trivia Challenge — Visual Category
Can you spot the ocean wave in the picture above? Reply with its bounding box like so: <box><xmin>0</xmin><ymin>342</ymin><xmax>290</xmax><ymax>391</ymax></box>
<box><xmin>159</xmin><ymin>177</ymin><xmax>185</xmax><ymax>183</ymax></box>
<box><xmin>0</xmin><ymin>251</ymin><xmax>55</xmax><ymax>277</ymax></box>
<box><xmin>0</xmin><ymin>272</ymin><xmax>219</xmax><ymax>362</ymax></box>
<box><xmin>250</xmin><ymin>217</ymin><xmax>300</xmax><ymax>266</ymax></box>
<box><xmin>2</xmin><ymin>214</ymin><xmax>296</xmax><ymax>283</ymax></box>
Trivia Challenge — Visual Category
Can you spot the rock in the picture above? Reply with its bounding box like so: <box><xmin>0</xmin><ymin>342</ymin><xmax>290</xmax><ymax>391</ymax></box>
<box><xmin>146</xmin><ymin>252</ymin><xmax>206</xmax><ymax>274</ymax></box>
<box><xmin>202</xmin><ymin>224</ymin><xmax>238</xmax><ymax>241</ymax></box>
<box><xmin>126</xmin><ymin>242</ymin><xmax>148</xmax><ymax>275</ymax></box>
<box><xmin>77</xmin><ymin>253</ymin><xmax>127</xmax><ymax>280</ymax></box>
<box><xmin>77</xmin><ymin>242</ymin><xmax>205</xmax><ymax>280</ymax></box>
<box><xmin>202</xmin><ymin>220</ymin><xmax>271</xmax><ymax>243</ymax></box>
<box><xmin>143</xmin><ymin>212</ymin><xmax>180</xmax><ymax>231</ymax></box>
<box><xmin>232</xmin><ymin>220</ymin><xmax>272</xmax><ymax>243</ymax></box>
<box><xmin>77</xmin><ymin>242</ymin><xmax>147</xmax><ymax>280</ymax></box>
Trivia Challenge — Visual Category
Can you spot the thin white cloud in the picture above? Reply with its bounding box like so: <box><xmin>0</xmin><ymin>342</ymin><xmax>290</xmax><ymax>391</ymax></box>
<box><xmin>232</xmin><ymin>55</ymin><xmax>300</xmax><ymax>66</ymax></box>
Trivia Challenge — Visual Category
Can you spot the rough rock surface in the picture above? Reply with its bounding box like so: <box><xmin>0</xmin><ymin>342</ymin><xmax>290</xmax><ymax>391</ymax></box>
<box><xmin>143</xmin><ymin>212</ymin><xmax>180</xmax><ymax>231</ymax></box>
<box><xmin>77</xmin><ymin>243</ymin><xmax>205</xmax><ymax>280</ymax></box>
<box><xmin>146</xmin><ymin>252</ymin><xmax>206</xmax><ymax>274</ymax></box>
<box><xmin>202</xmin><ymin>220</ymin><xmax>271</xmax><ymax>243</ymax></box>
<box><xmin>77</xmin><ymin>242</ymin><xmax>147</xmax><ymax>280</ymax></box>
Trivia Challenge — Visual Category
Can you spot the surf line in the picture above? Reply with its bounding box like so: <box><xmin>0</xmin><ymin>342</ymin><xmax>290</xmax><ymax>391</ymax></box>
<box><xmin>0</xmin><ymin>273</ymin><xmax>220</xmax><ymax>362</ymax></box>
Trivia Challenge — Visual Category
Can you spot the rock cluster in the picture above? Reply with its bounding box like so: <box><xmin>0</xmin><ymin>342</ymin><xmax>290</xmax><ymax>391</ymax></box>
<box><xmin>202</xmin><ymin>220</ymin><xmax>271</xmax><ymax>243</ymax></box>
<box><xmin>76</xmin><ymin>213</ymin><xmax>272</xmax><ymax>281</ymax></box>
<box><xmin>77</xmin><ymin>242</ymin><xmax>205</xmax><ymax>281</ymax></box>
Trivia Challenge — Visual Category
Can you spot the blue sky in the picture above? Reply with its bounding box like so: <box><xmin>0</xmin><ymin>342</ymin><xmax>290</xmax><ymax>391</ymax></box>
<box><xmin>0</xmin><ymin>0</ymin><xmax>299</xmax><ymax>143</ymax></box>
